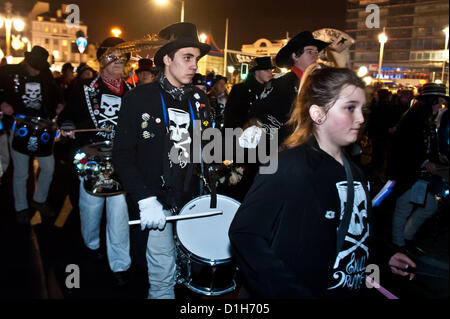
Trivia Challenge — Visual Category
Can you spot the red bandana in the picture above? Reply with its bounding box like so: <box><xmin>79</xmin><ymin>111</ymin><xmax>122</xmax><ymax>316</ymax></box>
<box><xmin>100</xmin><ymin>71</ymin><xmax>124</xmax><ymax>95</ymax></box>
<box><xmin>291</xmin><ymin>66</ymin><xmax>304</xmax><ymax>80</ymax></box>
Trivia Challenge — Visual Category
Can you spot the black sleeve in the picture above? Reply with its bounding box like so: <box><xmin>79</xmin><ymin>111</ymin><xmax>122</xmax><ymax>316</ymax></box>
<box><xmin>228</xmin><ymin>165</ymin><xmax>313</xmax><ymax>298</ymax></box>
<box><xmin>224</xmin><ymin>84</ymin><xmax>244</xmax><ymax>129</ymax></box>
<box><xmin>112</xmin><ymin>90</ymin><xmax>155</xmax><ymax>203</ymax></box>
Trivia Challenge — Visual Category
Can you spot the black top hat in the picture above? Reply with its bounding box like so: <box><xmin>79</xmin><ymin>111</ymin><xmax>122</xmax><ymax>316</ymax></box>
<box><xmin>418</xmin><ymin>83</ymin><xmax>449</xmax><ymax>101</ymax></box>
<box><xmin>250</xmin><ymin>56</ymin><xmax>275</xmax><ymax>72</ymax></box>
<box><xmin>62</xmin><ymin>62</ymin><xmax>74</xmax><ymax>73</ymax></box>
<box><xmin>135</xmin><ymin>58</ymin><xmax>154</xmax><ymax>73</ymax></box>
<box><xmin>24</xmin><ymin>46</ymin><xmax>50</xmax><ymax>71</ymax></box>
<box><xmin>76</xmin><ymin>63</ymin><xmax>95</xmax><ymax>77</ymax></box>
<box><xmin>275</xmin><ymin>31</ymin><xmax>330</xmax><ymax>68</ymax></box>
<box><xmin>192</xmin><ymin>73</ymin><xmax>206</xmax><ymax>86</ymax></box>
<box><xmin>96</xmin><ymin>37</ymin><xmax>129</xmax><ymax>60</ymax></box>
<box><xmin>154</xmin><ymin>22</ymin><xmax>210</xmax><ymax>67</ymax></box>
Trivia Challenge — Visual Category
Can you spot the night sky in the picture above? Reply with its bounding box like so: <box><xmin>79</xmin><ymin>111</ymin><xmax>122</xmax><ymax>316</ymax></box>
<box><xmin>14</xmin><ymin>0</ymin><xmax>347</xmax><ymax>50</ymax></box>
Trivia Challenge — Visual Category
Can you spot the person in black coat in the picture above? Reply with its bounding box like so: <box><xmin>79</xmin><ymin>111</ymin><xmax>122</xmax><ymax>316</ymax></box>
<box><xmin>391</xmin><ymin>83</ymin><xmax>449</xmax><ymax>252</ymax></box>
<box><xmin>220</xmin><ymin>57</ymin><xmax>274</xmax><ymax>202</ymax></box>
<box><xmin>0</xmin><ymin>46</ymin><xmax>60</xmax><ymax>223</ymax></box>
<box><xmin>229</xmin><ymin>65</ymin><xmax>416</xmax><ymax>299</ymax></box>
<box><xmin>224</xmin><ymin>57</ymin><xmax>274</xmax><ymax>130</ymax></box>
<box><xmin>59</xmin><ymin>37</ymin><xmax>133</xmax><ymax>287</ymax></box>
<box><xmin>246</xmin><ymin>31</ymin><xmax>330</xmax><ymax>145</ymax></box>
<box><xmin>112</xmin><ymin>22</ymin><xmax>214</xmax><ymax>299</ymax></box>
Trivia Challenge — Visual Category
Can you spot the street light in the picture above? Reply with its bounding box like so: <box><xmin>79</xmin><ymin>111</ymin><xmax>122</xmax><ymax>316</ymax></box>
<box><xmin>199</xmin><ymin>33</ymin><xmax>207</xmax><ymax>43</ymax></box>
<box><xmin>0</xmin><ymin>2</ymin><xmax>26</xmax><ymax>57</ymax></box>
<box><xmin>441</xmin><ymin>26</ymin><xmax>449</xmax><ymax>83</ymax></box>
<box><xmin>111</xmin><ymin>28</ymin><xmax>122</xmax><ymax>37</ymax></box>
<box><xmin>21</xmin><ymin>37</ymin><xmax>31</xmax><ymax>52</ymax></box>
<box><xmin>377</xmin><ymin>27</ymin><xmax>388</xmax><ymax>82</ymax></box>
<box><xmin>155</xmin><ymin>0</ymin><xmax>185</xmax><ymax>22</ymax></box>
<box><xmin>357</xmin><ymin>66</ymin><xmax>368</xmax><ymax>78</ymax></box>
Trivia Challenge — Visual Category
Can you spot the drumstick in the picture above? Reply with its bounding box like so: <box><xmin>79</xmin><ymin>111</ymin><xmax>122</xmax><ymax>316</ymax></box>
<box><xmin>128</xmin><ymin>210</ymin><xmax>223</xmax><ymax>225</ymax></box>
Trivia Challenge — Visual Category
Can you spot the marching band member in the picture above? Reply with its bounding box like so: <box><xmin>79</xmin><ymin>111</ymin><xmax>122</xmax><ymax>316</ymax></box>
<box><xmin>113</xmin><ymin>22</ymin><xmax>215</xmax><ymax>299</ymax></box>
<box><xmin>246</xmin><ymin>31</ymin><xmax>330</xmax><ymax>145</ymax></box>
<box><xmin>59</xmin><ymin>37</ymin><xmax>132</xmax><ymax>287</ymax></box>
<box><xmin>0</xmin><ymin>46</ymin><xmax>60</xmax><ymax>224</ymax></box>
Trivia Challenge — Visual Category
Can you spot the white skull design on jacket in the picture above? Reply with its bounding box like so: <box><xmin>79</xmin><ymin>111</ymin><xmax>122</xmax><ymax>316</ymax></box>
<box><xmin>22</xmin><ymin>82</ymin><xmax>42</xmax><ymax>109</ymax></box>
<box><xmin>168</xmin><ymin>107</ymin><xmax>191</xmax><ymax>167</ymax></box>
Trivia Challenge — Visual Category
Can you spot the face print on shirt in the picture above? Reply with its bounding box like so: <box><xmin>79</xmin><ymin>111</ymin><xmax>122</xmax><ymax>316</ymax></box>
<box><xmin>22</xmin><ymin>82</ymin><xmax>42</xmax><ymax>109</ymax></box>
<box><xmin>168</xmin><ymin>107</ymin><xmax>191</xmax><ymax>168</ymax></box>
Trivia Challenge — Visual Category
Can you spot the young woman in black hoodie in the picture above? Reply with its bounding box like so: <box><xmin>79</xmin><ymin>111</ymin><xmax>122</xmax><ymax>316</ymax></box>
<box><xmin>229</xmin><ymin>65</ymin><xmax>416</xmax><ymax>299</ymax></box>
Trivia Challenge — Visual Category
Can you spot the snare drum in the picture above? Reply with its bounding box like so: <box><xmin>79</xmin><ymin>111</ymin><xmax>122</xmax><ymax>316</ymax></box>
<box><xmin>12</xmin><ymin>116</ymin><xmax>59</xmax><ymax>156</ymax></box>
<box><xmin>175</xmin><ymin>194</ymin><xmax>240</xmax><ymax>296</ymax></box>
<box><xmin>73</xmin><ymin>141</ymin><xmax>124</xmax><ymax>196</ymax></box>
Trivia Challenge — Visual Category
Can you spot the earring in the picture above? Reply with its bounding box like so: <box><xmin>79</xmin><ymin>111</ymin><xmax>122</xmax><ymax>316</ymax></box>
<box><xmin>317</xmin><ymin>119</ymin><xmax>322</xmax><ymax>124</ymax></box>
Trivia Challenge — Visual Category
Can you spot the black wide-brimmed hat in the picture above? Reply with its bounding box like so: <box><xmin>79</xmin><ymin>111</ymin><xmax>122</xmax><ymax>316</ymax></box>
<box><xmin>96</xmin><ymin>37</ymin><xmax>130</xmax><ymax>61</ymax></box>
<box><xmin>24</xmin><ymin>46</ymin><xmax>50</xmax><ymax>71</ymax></box>
<box><xmin>135</xmin><ymin>58</ymin><xmax>153</xmax><ymax>73</ymax></box>
<box><xmin>418</xmin><ymin>83</ymin><xmax>449</xmax><ymax>101</ymax></box>
<box><xmin>275</xmin><ymin>31</ymin><xmax>330</xmax><ymax>68</ymax></box>
<box><xmin>250</xmin><ymin>56</ymin><xmax>275</xmax><ymax>72</ymax></box>
<box><xmin>154</xmin><ymin>22</ymin><xmax>210</xmax><ymax>67</ymax></box>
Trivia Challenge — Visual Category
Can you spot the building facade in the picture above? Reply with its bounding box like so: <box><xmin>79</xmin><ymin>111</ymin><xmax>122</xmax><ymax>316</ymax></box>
<box><xmin>29</xmin><ymin>2</ymin><xmax>89</xmax><ymax>71</ymax></box>
<box><xmin>346</xmin><ymin>0</ymin><xmax>449</xmax><ymax>85</ymax></box>
<box><xmin>0</xmin><ymin>1</ymin><xmax>90</xmax><ymax>71</ymax></box>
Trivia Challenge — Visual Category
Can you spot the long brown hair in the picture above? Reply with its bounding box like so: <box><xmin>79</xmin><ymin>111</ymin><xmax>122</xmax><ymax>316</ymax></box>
<box><xmin>283</xmin><ymin>66</ymin><xmax>365</xmax><ymax>149</ymax></box>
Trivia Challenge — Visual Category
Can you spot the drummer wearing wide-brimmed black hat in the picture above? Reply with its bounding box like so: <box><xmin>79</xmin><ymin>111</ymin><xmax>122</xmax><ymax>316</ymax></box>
<box><xmin>58</xmin><ymin>36</ymin><xmax>133</xmax><ymax>288</ymax></box>
<box><xmin>112</xmin><ymin>22</ymin><xmax>215</xmax><ymax>299</ymax></box>
<box><xmin>224</xmin><ymin>57</ymin><xmax>275</xmax><ymax>130</ymax></box>
<box><xmin>0</xmin><ymin>45</ymin><xmax>62</xmax><ymax>224</ymax></box>
<box><xmin>246</xmin><ymin>31</ymin><xmax>330</xmax><ymax>145</ymax></box>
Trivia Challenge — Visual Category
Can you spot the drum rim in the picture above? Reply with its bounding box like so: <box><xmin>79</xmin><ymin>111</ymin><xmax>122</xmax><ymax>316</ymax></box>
<box><xmin>174</xmin><ymin>194</ymin><xmax>240</xmax><ymax>264</ymax></box>
<box><xmin>14</xmin><ymin>115</ymin><xmax>57</xmax><ymax>127</ymax></box>
<box><xmin>182</xmin><ymin>279</ymin><xmax>236</xmax><ymax>296</ymax></box>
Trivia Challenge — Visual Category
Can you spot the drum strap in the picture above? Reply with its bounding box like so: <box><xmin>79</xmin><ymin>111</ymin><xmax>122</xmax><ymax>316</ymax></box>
<box><xmin>336</xmin><ymin>153</ymin><xmax>354</xmax><ymax>254</ymax></box>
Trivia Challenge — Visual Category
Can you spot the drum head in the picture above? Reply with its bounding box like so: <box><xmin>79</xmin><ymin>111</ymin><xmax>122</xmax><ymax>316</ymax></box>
<box><xmin>176</xmin><ymin>195</ymin><xmax>240</xmax><ymax>261</ymax></box>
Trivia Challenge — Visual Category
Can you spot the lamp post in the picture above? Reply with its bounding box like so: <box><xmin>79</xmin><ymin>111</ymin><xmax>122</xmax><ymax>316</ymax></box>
<box><xmin>111</xmin><ymin>28</ymin><xmax>122</xmax><ymax>38</ymax></box>
<box><xmin>0</xmin><ymin>2</ymin><xmax>25</xmax><ymax>57</ymax></box>
<box><xmin>155</xmin><ymin>0</ymin><xmax>185</xmax><ymax>22</ymax></box>
<box><xmin>223</xmin><ymin>18</ymin><xmax>229</xmax><ymax>76</ymax></box>
<box><xmin>377</xmin><ymin>27</ymin><xmax>388</xmax><ymax>82</ymax></box>
<box><xmin>441</xmin><ymin>26</ymin><xmax>449</xmax><ymax>83</ymax></box>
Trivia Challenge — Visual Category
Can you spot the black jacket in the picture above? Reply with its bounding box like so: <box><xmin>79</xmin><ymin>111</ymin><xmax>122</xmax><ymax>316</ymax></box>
<box><xmin>58</xmin><ymin>76</ymin><xmax>131</xmax><ymax>152</ymax></box>
<box><xmin>229</xmin><ymin>137</ymin><xmax>373</xmax><ymax>299</ymax></box>
<box><xmin>247</xmin><ymin>71</ymin><xmax>300</xmax><ymax>144</ymax></box>
<box><xmin>224</xmin><ymin>74</ymin><xmax>265</xmax><ymax>129</ymax></box>
<box><xmin>0</xmin><ymin>63</ymin><xmax>59</xmax><ymax>121</ymax></box>
<box><xmin>390</xmin><ymin>101</ymin><xmax>440</xmax><ymax>195</ymax></box>
<box><xmin>112</xmin><ymin>82</ymin><xmax>214</xmax><ymax>219</ymax></box>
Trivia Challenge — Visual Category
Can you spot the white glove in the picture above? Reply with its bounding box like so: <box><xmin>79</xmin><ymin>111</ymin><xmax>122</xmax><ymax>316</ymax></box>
<box><xmin>138</xmin><ymin>197</ymin><xmax>166</xmax><ymax>230</ymax></box>
<box><xmin>239</xmin><ymin>125</ymin><xmax>262</xmax><ymax>149</ymax></box>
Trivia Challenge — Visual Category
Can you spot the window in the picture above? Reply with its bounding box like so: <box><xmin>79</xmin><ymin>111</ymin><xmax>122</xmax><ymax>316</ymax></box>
<box><xmin>387</xmin><ymin>16</ymin><xmax>413</xmax><ymax>27</ymax></box>
<box><xmin>388</xmin><ymin>6</ymin><xmax>414</xmax><ymax>15</ymax></box>
<box><xmin>346</xmin><ymin>21</ymin><xmax>357</xmax><ymax>30</ymax></box>
<box><xmin>45</xmin><ymin>38</ymin><xmax>49</xmax><ymax>44</ymax></box>
<box><xmin>62</xmin><ymin>40</ymin><xmax>68</xmax><ymax>46</ymax></box>
<box><xmin>54</xmin><ymin>39</ymin><xmax>59</xmax><ymax>45</ymax></box>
